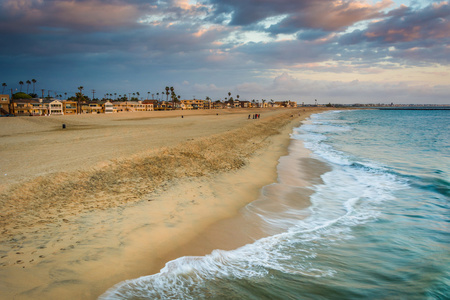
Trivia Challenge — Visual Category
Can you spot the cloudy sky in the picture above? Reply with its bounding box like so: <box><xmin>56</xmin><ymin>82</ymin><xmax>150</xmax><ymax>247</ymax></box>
<box><xmin>1</xmin><ymin>0</ymin><xmax>449</xmax><ymax>104</ymax></box>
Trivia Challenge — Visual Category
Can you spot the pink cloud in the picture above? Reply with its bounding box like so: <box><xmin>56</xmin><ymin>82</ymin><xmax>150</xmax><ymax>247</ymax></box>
<box><xmin>1</xmin><ymin>0</ymin><xmax>146</xmax><ymax>33</ymax></box>
<box><xmin>292</xmin><ymin>0</ymin><xmax>393</xmax><ymax>31</ymax></box>
<box><xmin>364</xmin><ymin>2</ymin><xmax>450</xmax><ymax>43</ymax></box>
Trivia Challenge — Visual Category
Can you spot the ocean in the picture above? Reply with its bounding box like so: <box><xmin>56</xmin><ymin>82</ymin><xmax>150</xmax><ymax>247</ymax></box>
<box><xmin>100</xmin><ymin>109</ymin><xmax>449</xmax><ymax>299</ymax></box>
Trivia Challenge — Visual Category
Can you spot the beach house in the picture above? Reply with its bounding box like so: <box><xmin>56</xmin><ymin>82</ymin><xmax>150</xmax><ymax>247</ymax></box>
<box><xmin>81</xmin><ymin>102</ymin><xmax>103</xmax><ymax>114</ymax></box>
<box><xmin>0</xmin><ymin>94</ymin><xmax>10</xmax><ymax>115</ymax></box>
<box><xmin>103</xmin><ymin>101</ymin><xmax>114</xmax><ymax>113</ymax></box>
<box><xmin>10</xmin><ymin>99</ymin><xmax>41</xmax><ymax>115</ymax></box>
<box><xmin>213</xmin><ymin>101</ymin><xmax>226</xmax><ymax>109</ymax></box>
<box><xmin>112</xmin><ymin>101</ymin><xmax>153</xmax><ymax>112</ymax></box>
<box><xmin>47</xmin><ymin>100</ymin><xmax>64</xmax><ymax>115</ymax></box>
<box><xmin>240</xmin><ymin>101</ymin><xmax>251</xmax><ymax>108</ymax></box>
<box><xmin>62</xmin><ymin>100</ymin><xmax>78</xmax><ymax>115</ymax></box>
<box><xmin>180</xmin><ymin>99</ymin><xmax>208</xmax><ymax>109</ymax></box>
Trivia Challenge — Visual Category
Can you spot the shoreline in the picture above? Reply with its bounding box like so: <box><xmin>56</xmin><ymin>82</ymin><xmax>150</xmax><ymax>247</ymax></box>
<box><xmin>147</xmin><ymin>125</ymin><xmax>332</xmax><ymax>277</ymax></box>
<box><xmin>0</xmin><ymin>108</ymin><xmax>332</xmax><ymax>299</ymax></box>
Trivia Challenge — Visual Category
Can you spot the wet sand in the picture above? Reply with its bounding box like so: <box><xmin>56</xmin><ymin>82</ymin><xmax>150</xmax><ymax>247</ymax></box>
<box><xmin>0</xmin><ymin>107</ymin><xmax>332</xmax><ymax>299</ymax></box>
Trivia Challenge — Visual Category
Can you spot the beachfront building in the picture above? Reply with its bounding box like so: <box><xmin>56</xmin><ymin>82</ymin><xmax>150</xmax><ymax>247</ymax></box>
<box><xmin>271</xmin><ymin>101</ymin><xmax>298</xmax><ymax>108</ymax></box>
<box><xmin>0</xmin><ymin>94</ymin><xmax>10</xmax><ymax>115</ymax></box>
<box><xmin>213</xmin><ymin>101</ymin><xmax>226</xmax><ymax>109</ymax></box>
<box><xmin>154</xmin><ymin>101</ymin><xmax>172</xmax><ymax>110</ymax></box>
<box><xmin>81</xmin><ymin>102</ymin><xmax>103</xmax><ymax>114</ymax></box>
<box><xmin>240</xmin><ymin>101</ymin><xmax>251</xmax><ymax>108</ymax></box>
<box><xmin>62</xmin><ymin>100</ymin><xmax>78</xmax><ymax>115</ymax></box>
<box><xmin>113</xmin><ymin>101</ymin><xmax>128</xmax><ymax>112</ymax></box>
<box><xmin>129</xmin><ymin>101</ymin><xmax>152</xmax><ymax>111</ymax></box>
<box><xmin>10</xmin><ymin>99</ymin><xmax>41</xmax><ymax>116</ymax></box>
<box><xmin>287</xmin><ymin>101</ymin><xmax>297</xmax><ymax>108</ymax></box>
<box><xmin>113</xmin><ymin>101</ymin><xmax>153</xmax><ymax>112</ymax></box>
<box><xmin>142</xmin><ymin>100</ymin><xmax>158</xmax><ymax>111</ymax></box>
<box><xmin>46</xmin><ymin>100</ymin><xmax>64</xmax><ymax>115</ymax></box>
<box><xmin>104</xmin><ymin>101</ymin><xmax>114</xmax><ymax>113</ymax></box>
<box><xmin>272</xmin><ymin>102</ymin><xmax>283</xmax><ymax>108</ymax></box>
<box><xmin>12</xmin><ymin>99</ymin><xmax>67</xmax><ymax>116</ymax></box>
<box><xmin>180</xmin><ymin>99</ymin><xmax>208</xmax><ymax>109</ymax></box>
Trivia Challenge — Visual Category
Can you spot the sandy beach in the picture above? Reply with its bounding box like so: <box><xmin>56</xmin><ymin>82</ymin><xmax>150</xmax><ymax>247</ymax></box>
<box><xmin>0</xmin><ymin>107</ymin><xmax>331</xmax><ymax>299</ymax></box>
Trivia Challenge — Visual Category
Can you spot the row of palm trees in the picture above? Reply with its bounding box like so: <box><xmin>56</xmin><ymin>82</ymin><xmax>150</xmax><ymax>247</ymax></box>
<box><xmin>101</xmin><ymin>86</ymin><xmax>182</xmax><ymax>103</ymax></box>
<box><xmin>3</xmin><ymin>82</ymin><xmax>256</xmax><ymax>108</ymax></box>
<box><xmin>2</xmin><ymin>80</ymin><xmax>38</xmax><ymax>94</ymax></box>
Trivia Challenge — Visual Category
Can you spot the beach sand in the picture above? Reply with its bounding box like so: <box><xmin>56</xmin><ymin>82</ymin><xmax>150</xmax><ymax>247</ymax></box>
<box><xmin>0</xmin><ymin>107</ymin><xmax>331</xmax><ymax>299</ymax></box>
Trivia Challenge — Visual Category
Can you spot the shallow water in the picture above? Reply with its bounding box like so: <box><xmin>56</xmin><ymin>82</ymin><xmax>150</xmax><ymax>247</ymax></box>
<box><xmin>100</xmin><ymin>109</ymin><xmax>449</xmax><ymax>299</ymax></box>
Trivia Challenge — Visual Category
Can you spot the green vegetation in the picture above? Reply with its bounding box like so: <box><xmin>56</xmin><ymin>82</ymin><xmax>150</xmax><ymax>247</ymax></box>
<box><xmin>12</xmin><ymin>92</ymin><xmax>32</xmax><ymax>99</ymax></box>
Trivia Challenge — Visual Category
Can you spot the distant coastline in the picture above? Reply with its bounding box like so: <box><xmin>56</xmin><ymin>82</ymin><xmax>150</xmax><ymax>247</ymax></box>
<box><xmin>377</xmin><ymin>106</ymin><xmax>450</xmax><ymax>110</ymax></box>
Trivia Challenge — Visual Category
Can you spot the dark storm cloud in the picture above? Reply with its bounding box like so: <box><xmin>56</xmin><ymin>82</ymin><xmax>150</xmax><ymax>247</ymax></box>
<box><xmin>0</xmin><ymin>0</ymin><xmax>226</xmax><ymax>57</ymax></box>
<box><xmin>339</xmin><ymin>2</ymin><xmax>450</xmax><ymax>46</ymax></box>
<box><xmin>365</xmin><ymin>2</ymin><xmax>450</xmax><ymax>43</ymax></box>
<box><xmin>337</xmin><ymin>2</ymin><xmax>450</xmax><ymax>65</ymax></box>
<box><xmin>207</xmin><ymin>0</ymin><xmax>393</xmax><ymax>33</ymax></box>
<box><xmin>0</xmin><ymin>0</ymin><xmax>153</xmax><ymax>34</ymax></box>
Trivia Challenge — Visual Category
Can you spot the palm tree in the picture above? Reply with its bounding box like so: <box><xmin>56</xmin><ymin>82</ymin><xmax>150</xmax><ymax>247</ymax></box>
<box><xmin>136</xmin><ymin>92</ymin><xmax>140</xmax><ymax>100</ymax></box>
<box><xmin>19</xmin><ymin>81</ymin><xmax>24</xmax><ymax>92</ymax></box>
<box><xmin>32</xmin><ymin>79</ymin><xmax>37</xmax><ymax>94</ymax></box>
<box><xmin>228</xmin><ymin>92</ymin><xmax>231</xmax><ymax>99</ymax></box>
<box><xmin>26</xmin><ymin>80</ymin><xmax>31</xmax><ymax>94</ymax></box>
<box><xmin>2</xmin><ymin>83</ymin><xmax>6</xmax><ymax>94</ymax></box>
<box><xmin>64</xmin><ymin>92</ymin><xmax>67</xmax><ymax>99</ymax></box>
<box><xmin>165</xmin><ymin>86</ymin><xmax>170</xmax><ymax>103</ymax></box>
<box><xmin>77</xmin><ymin>86</ymin><xmax>84</xmax><ymax>114</ymax></box>
<box><xmin>156</xmin><ymin>92</ymin><xmax>159</xmax><ymax>101</ymax></box>
<box><xmin>170</xmin><ymin>87</ymin><xmax>174</xmax><ymax>109</ymax></box>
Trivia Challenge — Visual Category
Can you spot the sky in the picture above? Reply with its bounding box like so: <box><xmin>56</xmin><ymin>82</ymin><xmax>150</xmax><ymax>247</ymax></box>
<box><xmin>0</xmin><ymin>0</ymin><xmax>449</xmax><ymax>104</ymax></box>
